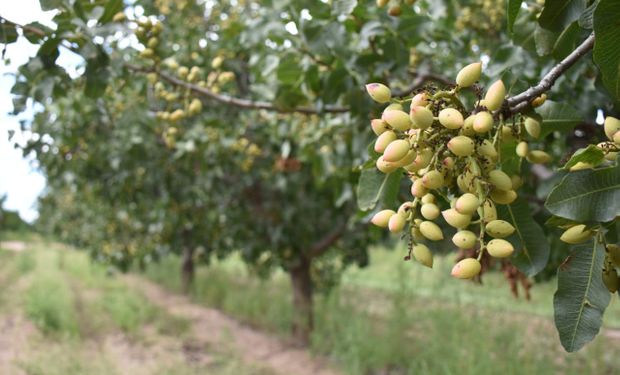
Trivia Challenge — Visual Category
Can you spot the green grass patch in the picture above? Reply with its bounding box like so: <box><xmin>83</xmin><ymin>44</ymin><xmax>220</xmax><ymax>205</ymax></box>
<box><xmin>16</xmin><ymin>250</ymin><xmax>36</xmax><ymax>273</ymax></box>
<box><xmin>19</xmin><ymin>337</ymin><xmax>118</xmax><ymax>375</ymax></box>
<box><xmin>17</xmin><ymin>242</ymin><xmax>189</xmax><ymax>339</ymax></box>
<box><xmin>144</xmin><ymin>256</ymin><xmax>293</xmax><ymax>334</ymax></box>
<box><xmin>25</xmin><ymin>267</ymin><xmax>79</xmax><ymax>336</ymax></box>
<box><xmin>0</xmin><ymin>230</ymin><xmax>42</xmax><ymax>243</ymax></box>
<box><xmin>345</xmin><ymin>244</ymin><xmax>620</xmax><ymax>327</ymax></box>
<box><xmin>61</xmin><ymin>247</ymin><xmax>190</xmax><ymax>336</ymax></box>
<box><xmin>0</xmin><ymin>251</ymin><xmax>33</xmax><ymax>313</ymax></box>
<box><xmin>100</xmin><ymin>285</ymin><xmax>164</xmax><ymax>333</ymax></box>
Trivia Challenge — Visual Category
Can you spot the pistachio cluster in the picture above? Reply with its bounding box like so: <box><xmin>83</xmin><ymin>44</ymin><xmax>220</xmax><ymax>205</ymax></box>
<box><xmin>132</xmin><ymin>17</ymin><xmax>203</xmax><ymax>124</ymax></box>
<box><xmin>150</xmin><ymin>56</ymin><xmax>236</xmax><ymax>121</ymax></box>
<box><xmin>133</xmin><ymin>15</ymin><xmax>237</xmax><ymax>127</ymax></box>
<box><xmin>153</xmin><ymin>61</ymin><xmax>205</xmax><ymax>123</ymax></box>
<box><xmin>366</xmin><ymin>62</ymin><xmax>555</xmax><ymax>280</ymax></box>
<box><xmin>455</xmin><ymin>0</ymin><xmax>505</xmax><ymax>34</ymax></box>
<box><xmin>595</xmin><ymin>116</ymin><xmax>620</xmax><ymax>166</ymax></box>
<box><xmin>135</xmin><ymin>18</ymin><xmax>164</xmax><ymax>61</ymax></box>
<box><xmin>376</xmin><ymin>0</ymin><xmax>416</xmax><ymax>17</ymax></box>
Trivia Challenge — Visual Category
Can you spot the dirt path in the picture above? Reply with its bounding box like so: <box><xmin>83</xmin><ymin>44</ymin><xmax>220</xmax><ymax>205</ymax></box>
<box><xmin>0</xmin><ymin>241</ymin><xmax>27</xmax><ymax>252</ymax></box>
<box><xmin>125</xmin><ymin>275</ymin><xmax>342</xmax><ymax>375</ymax></box>
<box><xmin>0</xmin><ymin>314</ymin><xmax>35</xmax><ymax>375</ymax></box>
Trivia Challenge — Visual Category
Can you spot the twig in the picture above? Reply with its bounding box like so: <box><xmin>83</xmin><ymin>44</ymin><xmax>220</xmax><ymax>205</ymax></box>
<box><xmin>392</xmin><ymin>71</ymin><xmax>453</xmax><ymax>98</ymax></box>
<box><xmin>2</xmin><ymin>16</ymin><xmax>81</xmax><ymax>54</ymax></box>
<box><xmin>10</xmin><ymin>17</ymin><xmax>350</xmax><ymax>116</ymax></box>
<box><xmin>506</xmin><ymin>33</ymin><xmax>595</xmax><ymax>115</ymax></box>
<box><xmin>126</xmin><ymin>64</ymin><xmax>350</xmax><ymax>115</ymax></box>
<box><xmin>307</xmin><ymin>221</ymin><xmax>348</xmax><ymax>258</ymax></box>
<box><xmin>297</xmin><ymin>46</ymin><xmax>332</xmax><ymax>68</ymax></box>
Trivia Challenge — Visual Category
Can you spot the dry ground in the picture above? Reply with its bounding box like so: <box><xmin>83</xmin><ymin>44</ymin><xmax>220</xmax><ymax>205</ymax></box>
<box><xmin>0</xmin><ymin>240</ymin><xmax>340</xmax><ymax>375</ymax></box>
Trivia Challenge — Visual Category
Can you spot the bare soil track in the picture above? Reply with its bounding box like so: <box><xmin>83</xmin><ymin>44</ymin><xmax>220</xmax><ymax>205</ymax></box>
<box><xmin>125</xmin><ymin>275</ymin><xmax>341</xmax><ymax>375</ymax></box>
<box><xmin>0</xmin><ymin>241</ymin><xmax>27</xmax><ymax>252</ymax></box>
<box><xmin>0</xmin><ymin>241</ymin><xmax>341</xmax><ymax>375</ymax></box>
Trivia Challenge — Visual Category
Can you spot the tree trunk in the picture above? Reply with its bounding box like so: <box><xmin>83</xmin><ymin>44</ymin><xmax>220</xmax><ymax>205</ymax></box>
<box><xmin>181</xmin><ymin>246</ymin><xmax>195</xmax><ymax>294</ymax></box>
<box><xmin>290</xmin><ymin>256</ymin><xmax>313</xmax><ymax>346</ymax></box>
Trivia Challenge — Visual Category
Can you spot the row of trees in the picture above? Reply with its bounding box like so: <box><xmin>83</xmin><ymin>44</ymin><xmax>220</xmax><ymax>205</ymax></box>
<box><xmin>2</xmin><ymin>0</ymin><xmax>619</xmax><ymax>350</ymax></box>
<box><xmin>0</xmin><ymin>195</ymin><xmax>31</xmax><ymax>233</ymax></box>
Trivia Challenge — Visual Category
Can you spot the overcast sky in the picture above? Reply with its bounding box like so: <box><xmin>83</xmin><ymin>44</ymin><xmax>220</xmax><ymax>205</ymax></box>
<box><xmin>1</xmin><ymin>1</ymin><xmax>62</xmax><ymax>222</ymax></box>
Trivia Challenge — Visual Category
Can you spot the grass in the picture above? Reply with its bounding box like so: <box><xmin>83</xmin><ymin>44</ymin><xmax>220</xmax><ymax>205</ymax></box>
<box><xmin>346</xmin><ymin>244</ymin><xmax>620</xmax><ymax>327</ymax></box>
<box><xmin>0</xmin><ymin>236</ymin><xmax>274</xmax><ymax>375</ymax></box>
<box><xmin>13</xmin><ymin>240</ymin><xmax>189</xmax><ymax>338</ymax></box>
<box><xmin>4</xmin><ymin>233</ymin><xmax>619</xmax><ymax>375</ymax></box>
<box><xmin>144</xmin><ymin>256</ymin><xmax>293</xmax><ymax>334</ymax></box>
<box><xmin>147</xmin><ymin>243</ymin><xmax>620</xmax><ymax>327</ymax></box>
<box><xmin>0</xmin><ymin>230</ymin><xmax>42</xmax><ymax>242</ymax></box>
<box><xmin>19</xmin><ymin>337</ymin><xmax>118</xmax><ymax>375</ymax></box>
<box><xmin>61</xmin><ymin>249</ymin><xmax>190</xmax><ymax>336</ymax></box>
<box><xmin>143</xmin><ymin>250</ymin><xmax>620</xmax><ymax>375</ymax></box>
<box><xmin>24</xmin><ymin>250</ymin><xmax>80</xmax><ymax>336</ymax></box>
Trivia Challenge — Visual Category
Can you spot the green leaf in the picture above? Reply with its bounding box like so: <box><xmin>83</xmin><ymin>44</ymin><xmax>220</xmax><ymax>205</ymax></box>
<box><xmin>98</xmin><ymin>0</ymin><xmax>123</xmax><ymax>24</ymax></box>
<box><xmin>273</xmin><ymin>85</ymin><xmax>305</xmax><ymax>110</ymax></box>
<box><xmin>534</xmin><ymin>26</ymin><xmax>559</xmax><ymax>56</ymax></box>
<box><xmin>539</xmin><ymin>0</ymin><xmax>587</xmax><ymax>32</ymax></box>
<box><xmin>499</xmin><ymin>141</ymin><xmax>521</xmax><ymax>176</ymax></box>
<box><xmin>38</xmin><ymin>37</ymin><xmax>60</xmax><ymax>58</ymax></box>
<box><xmin>366</xmin><ymin>140</ymin><xmax>381</xmax><ymax>161</ymax></box>
<box><xmin>84</xmin><ymin>47</ymin><xmax>110</xmax><ymax>98</ymax></box>
<box><xmin>593</xmin><ymin>0</ymin><xmax>620</xmax><ymax>102</ymax></box>
<box><xmin>536</xmin><ymin>101</ymin><xmax>583</xmax><ymax>137</ymax></box>
<box><xmin>507</xmin><ymin>0</ymin><xmax>523</xmax><ymax>34</ymax></box>
<box><xmin>395</xmin><ymin>14</ymin><xmax>427</xmax><ymax>42</ymax></box>
<box><xmin>554</xmin><ymin>238</ymin><xmax>610</xmax><ymax>352</ymax></box>
<box><xmin>332</xmin><ymin>0</ymin><xmax>358</xmax><ymax>16</ymax></box>
<box><xmin>561</xmin><ymin>145</ymin><xmax>605</xmax><ymax>170</ymax></box>
<box><xmin>552</xmin><ymin>22</ymin><xmax>580</xmax><ymax>60</ymax></box>
<box><xmin>22</xmin><ymin>22</ymin><xmax>52</xmax><ymax>43</ymax></box>
<box><xmin>579</xmin><ymin>0</ymin><xmax>599</xmax><ymax>29</ymax></box>
<box><xmin>322</xmin><ymin>66</ymin><xmax>348</xmax><ymax>104</ymax></box>
<box><xmin>498</xmin><ymin>198</ymin><xmax>550</xmax><ymax>277</ymax></box>
<box><xmin>356</xmin><ymin>167</ymin><xmax>401</xmax><ymax>211</ymax></box>
<box><xmin>276</xmin><ymin>55</ymin><xmax>301</xmax><ymax>85</ymax></box>
<box><xmin>358</xmin><ymin>21</ymin><xmax>385</xmax><ymax>50</ymax></box>
<box><xmin>0</xmin><ymin>18</ymin><xmax>18</xmax><ymax>43</ymax></box>
<box><xmin>545</xmin><ymin>163</ymin><xmax>620</xmax><ymax>222</ymax></box>
<box><xmin>40</xmin><ymin>0</ymin><xmax>64</xmax><ymax>11</ymax></box>
<box><xmin>545</xmin><ymin>215</ymin><xmax>580</xmax><ymax>228</ymax></box>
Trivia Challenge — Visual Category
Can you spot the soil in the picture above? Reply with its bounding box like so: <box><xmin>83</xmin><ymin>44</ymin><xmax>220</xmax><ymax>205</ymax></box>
<box><xmin>125</xmin><ymin>275</ymin><xmax>341</xmax><ymax>375</ymax></box>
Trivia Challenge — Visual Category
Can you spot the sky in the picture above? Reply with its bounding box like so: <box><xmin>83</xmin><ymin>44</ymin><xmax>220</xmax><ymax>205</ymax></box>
<box><xmin>0</xmin><ymin>1</ymin><xmax>64</xmax><ymax>222</ymax></box>
<box><xmin>0</xmin><ymin>1</ymin><xmax>143</xmax><ymax>223</ymax></box>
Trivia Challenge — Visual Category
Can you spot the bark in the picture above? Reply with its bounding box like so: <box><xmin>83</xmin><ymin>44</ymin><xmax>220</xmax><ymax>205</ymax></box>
<box><xmin>181</xmin><ymin>246</ymin><xmax>195</xmax><ymax>294</ymax></box>
<box><xmin>505</xmin><ymin>33</ymin><xmax>595</xmax><ymax>114</ymax></box>
<box><xmin>290</xmin><ymin>256</ymin><xmax>313</xmax><ymax>345</ymax></box>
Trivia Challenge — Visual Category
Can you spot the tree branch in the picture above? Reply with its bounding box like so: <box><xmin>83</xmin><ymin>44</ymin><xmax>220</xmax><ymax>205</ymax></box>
<box><xmin>506</xmin><ymin>33</ymin><xmax>595</xmax><ymax>115</ymax></box>
<box><xmin>3</xmin><ymin>17</ymin><xmax>81</xmax><ymax>54</ymax></box>
<box><xmin>392</xmin><ymin>71</ymin><xmax>453</xmax><ymax>98</ymax></box>
<box><xmin>126</xmin><ymin>64</ymin><xmax>350</xmax><ymax>115</ymax></box>
<box><xmin>10</xmin><ymin>19</ymin><xmax>349</xmax><ymax>116</ymax></box>
<box><xmin>307</xmin><ymin>221</ymin><xmax>348</xmax><ymax>258</ymax></box>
